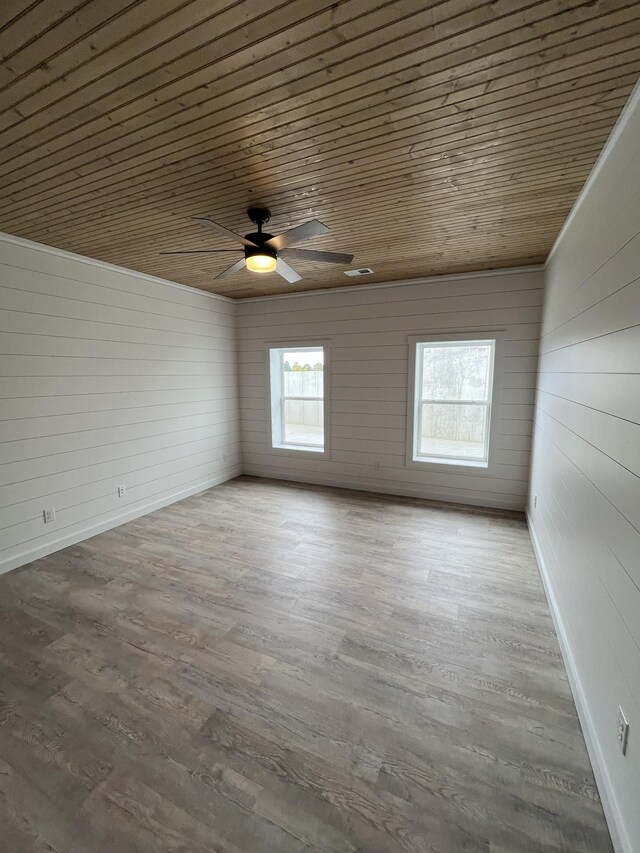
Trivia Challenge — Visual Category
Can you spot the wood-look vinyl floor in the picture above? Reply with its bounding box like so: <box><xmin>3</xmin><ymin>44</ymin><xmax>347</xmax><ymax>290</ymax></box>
<box><xmin>0</xmin><ymin>476</ymin><xmax>612</xmax><ymax>852</ymax></box>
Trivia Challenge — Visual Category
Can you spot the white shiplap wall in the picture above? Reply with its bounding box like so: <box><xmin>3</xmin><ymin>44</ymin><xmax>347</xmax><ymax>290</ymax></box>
<box><xmin>528</xmin><ymin>83</ymin><xmax>640</xmax><ymax>853</ymax></box>
<box><xmin>0</xmin><ymin>233</ymin><xmax>241</xmax><ymax>573</ymax></box>
<box><xmin>237</xmin><ymin>269</ymin><xmax>543</xmax><ymax>510</ymax></box>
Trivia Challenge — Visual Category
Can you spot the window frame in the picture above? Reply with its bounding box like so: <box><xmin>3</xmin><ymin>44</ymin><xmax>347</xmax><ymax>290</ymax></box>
<box><xmin>266</xmin><ymin>342</ymin><xmax>330</xmax><ymax>457</ymax></box>
<box><xmin>406</xmin><ymin>332</ymin><xmax>504</xmax><ymax>472</ymax></box>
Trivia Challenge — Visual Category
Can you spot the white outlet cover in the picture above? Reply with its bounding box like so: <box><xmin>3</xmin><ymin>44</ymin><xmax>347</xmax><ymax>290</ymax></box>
<box><xmin>617</xmin><ymin>706</ymin><xmax>629</xmax><ymax>756</ymax></box>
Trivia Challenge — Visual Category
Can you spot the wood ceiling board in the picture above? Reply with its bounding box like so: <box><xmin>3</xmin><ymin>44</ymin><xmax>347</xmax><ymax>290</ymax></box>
<box><xmin>0</xmin><ymin>42</ymin><xmax>632</xmax><ymax>207</ymax></box>
<box><xmin>53</xmin><ymin>181</ymin><xmax>589</xmax><ymax>258</ymax></box>
<box><xmin>1</xmin><ymin>0</ymin><xmax>632</xmax><ymax>193</ymax></box>
<box><xmin>15</xmin><ymin>144</ymin><xmax>609</xmax><ymax>260</ymax></box>
<box><xmin>0</xmin><ymin>109</ymin><xmax>621</xmax><ymax>241</ymax></box>
<box><xmin>4</xmin><ymin>100</ymin><xmax>620</xmax><ymax>239</ymax></box>
<box><xmin>0</xmin><ymin>0</ymin><xmax>638</xmax><ymax>298</ymax></box>
<box><xmin>1</xmin><ymin>93</ymin><xmax>622</xmax><ymax>236</ymax></box>
<box><xmin>0</xmin><ymin>0</ymin><xmax>87</xmax><ymax>57</ymax></box>
<box><xmin>0</xmin><ymin>85</ymin><xmax>624</xmax><ymax>230</ymax></box>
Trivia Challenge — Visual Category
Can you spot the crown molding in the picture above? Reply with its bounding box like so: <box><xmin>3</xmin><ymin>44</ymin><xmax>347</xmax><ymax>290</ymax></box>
<box><xmin>545</xmin><ymin>78</ymin><xmax>640</xmax><ymax>269</ymax></box>
<box><xmin>0</xmin><ymin>230</ymin><xmax>235</xmax><ymax>304</ymax></box>
<box><xmin>237</xmin><ymin>265</ymin><xmax>544</xmax><ymax>303</ymax></box>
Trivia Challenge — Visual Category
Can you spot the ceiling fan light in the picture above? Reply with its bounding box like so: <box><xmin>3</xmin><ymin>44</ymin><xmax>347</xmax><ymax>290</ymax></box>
<box><xmin>246</xmin><ymin>253</ymin><xmax>277</xmax><ymax>273</ymax></box>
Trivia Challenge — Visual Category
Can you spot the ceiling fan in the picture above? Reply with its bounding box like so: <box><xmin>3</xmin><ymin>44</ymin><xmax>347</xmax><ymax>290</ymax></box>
<box><xmin>160</xmin><ymin>207</ymin><xmax>354</xmax><ymax>283</ymax></box>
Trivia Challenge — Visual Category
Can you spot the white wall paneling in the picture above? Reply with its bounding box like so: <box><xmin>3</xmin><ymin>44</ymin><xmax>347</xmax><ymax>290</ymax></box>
<box><xmin>237</xmin><ymin>268</ymin><xmax>544</xmax><ymax>510</ymax></box>
<box><xmin>0</xmin><ymin>233</ymin><xmax>241</xmax><ymax>574</ymax></box>
<box><xmin>528</xmin><ymin>80</ymin><xmax>640</xmax><ymax>853</ymax></box>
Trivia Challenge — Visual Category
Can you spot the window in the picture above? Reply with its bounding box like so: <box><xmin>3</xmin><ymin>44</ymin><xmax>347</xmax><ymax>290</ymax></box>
<box><xmin>269</xmin><ymin>346</ymin><xmax>325</xmax><ymax>452</ymax></box>
<box><xmin>411</xmin><ymin>339</ymin><xmax>496</xmax><ymax>466</ymax></box>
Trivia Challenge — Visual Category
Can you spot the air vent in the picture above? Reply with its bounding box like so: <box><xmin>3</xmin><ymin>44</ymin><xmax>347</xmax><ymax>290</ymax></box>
<box><xmin>344</xmin><ymin>267</ymin><xmax>374</xmax><ymax>277</ymax></box>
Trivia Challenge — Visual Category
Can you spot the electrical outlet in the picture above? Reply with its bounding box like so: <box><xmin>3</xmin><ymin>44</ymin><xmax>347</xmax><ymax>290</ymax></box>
<box><xmin>43</xmin><ymin>507</ymin><xmax>56</xmax><ymax>524</ymax></box>
<box><xmin>534</xmin><ymin>494</ymin><xmax>538</xmax><ymax>508</ymax></box>
<box><xmin>117</xmin><ymin>485</ymin><xmax>127</xmax><ymax>498</ymax></box>
<box><xmin>617</xmin><ymin>707</ymin><xmax>629</xmax><ymax>756</ymax></box>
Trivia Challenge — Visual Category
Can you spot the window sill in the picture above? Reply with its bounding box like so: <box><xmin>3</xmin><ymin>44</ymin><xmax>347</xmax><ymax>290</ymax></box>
<box><xmin>412</xmin><ymin>455</ymin><xmax>488</xmax><ymax>469</ymax></box>
<box><xmin>272</xmin><ymin>443</ymin><xmax>325</xmax><ymax>454</ymax></box>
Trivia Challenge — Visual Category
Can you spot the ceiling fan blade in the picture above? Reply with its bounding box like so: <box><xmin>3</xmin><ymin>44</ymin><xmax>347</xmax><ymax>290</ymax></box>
<box><xmin>276</xmin><ymin>258</ymin><xmax>301</xmax><ymax>283</ymax></box>
<box><xmin>280</xmin><ymin>248</ymin><xmax>354</xmax><ymax>265</ymax></box>
<box><xmin>160</xmin><ymin>249</ymin><xmax>240</xmax><ymax>255</ymax></box>
<box><xmin>264</xmin><ymin>219</ymin><xmax>329</xmax><ymax>251</ymax></box>
<box><xmin>193</xmin><ymin>217</ymin><xmax>258</xmax><ymax>247</ymax></box>
<box><xmin>215</xmin><ymin>258</ymin><xmax>246</xmax><ymax>280</ymax></box>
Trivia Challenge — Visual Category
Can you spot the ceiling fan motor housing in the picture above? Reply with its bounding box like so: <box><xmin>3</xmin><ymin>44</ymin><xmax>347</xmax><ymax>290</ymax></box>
<box><xmin>244</xmin><ymin>236</ymin><xmax>277</xmax><ymax>261</ymax></box>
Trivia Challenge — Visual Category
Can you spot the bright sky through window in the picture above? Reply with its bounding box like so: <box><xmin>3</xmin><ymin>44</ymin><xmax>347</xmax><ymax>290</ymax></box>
<box><xmin>269</xmin><ymin>347</ymin><xmax>325</xmax><ymax>452</ymax></box>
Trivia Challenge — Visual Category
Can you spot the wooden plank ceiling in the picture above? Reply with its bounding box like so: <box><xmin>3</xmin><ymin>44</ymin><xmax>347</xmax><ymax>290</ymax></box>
<box><xmin>0</xmin><ymin>0</ymin><xmax>639</xmax><ymax>299</ymax></box>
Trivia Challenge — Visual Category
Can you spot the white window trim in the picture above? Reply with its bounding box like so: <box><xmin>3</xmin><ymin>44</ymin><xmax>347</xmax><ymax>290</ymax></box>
<box><xmin>266</xmin><ymin>342</ymin><xmax>330</xmax><ymax>457</ymax></box>
<box><xmin>405</xmin><ymin>331</ymin><xmax>505</xmax><ymax>473</ymax></box>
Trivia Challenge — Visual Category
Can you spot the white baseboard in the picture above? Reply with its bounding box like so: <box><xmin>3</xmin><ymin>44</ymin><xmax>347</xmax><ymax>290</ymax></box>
<box><xmin>0</xmin><ymin>469</ymin><xmax>241</xmax><ymax>576</ymax></box>
<box><xmin>526</xmin><ymin>514</ymin><xmax>630</xmax><ymax>853</ymax></box>
<box><xmin>243</xmin><ymin>467</ymin><xmax>525</xmax><ymax>512</ymax></box>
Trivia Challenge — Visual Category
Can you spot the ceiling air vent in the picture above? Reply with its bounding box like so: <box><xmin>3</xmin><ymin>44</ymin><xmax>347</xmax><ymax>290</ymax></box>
<box><xmin>344</xmin><ymin>267</ymin><xmax>374</xmax><ymax>277</ymax></box>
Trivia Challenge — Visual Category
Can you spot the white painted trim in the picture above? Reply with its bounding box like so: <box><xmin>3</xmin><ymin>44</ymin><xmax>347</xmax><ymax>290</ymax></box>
<box><xmin>0</xmin><ymin>231</ymin><xmax>235</xmax><ymax>304</ymax></box>
<box><xmin>238</xmin><ymin>265</ymin><xmax>544</xmax><ymax>303</ymax></box>
<box><xmin>243</xmin><ymin>468</ymin><xmax>524</xmax><ymax>511</ymax></box>
<box><xmin>526</xmin><ymin>514</ymin><xmax>630</xmax><ymax>853</ymax></box>
<box><xmin>404</xmin><ymin>332</ymin><xmax>504</xmax><ymax>475</ymax></box>
<box><xmin>545</xmin><ymin>77</ymin><xmax>640</xmax><ymax>268</ymax></box>
<box><xmin>265</xmin><ymin>340</ymin><xmax>331</xmax><ymax>460</ymax></box>
<box><xmin>0</xmin><ymin>468</ymin><xmax>241</xmax><ymax>576</ymax></box>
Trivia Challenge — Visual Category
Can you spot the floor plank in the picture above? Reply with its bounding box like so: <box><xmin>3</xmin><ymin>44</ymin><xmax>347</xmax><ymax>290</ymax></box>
<box><xmin>0</xmin><ymin>476</ymin><xmax>613</xmax><ymax>852</ymax></box>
